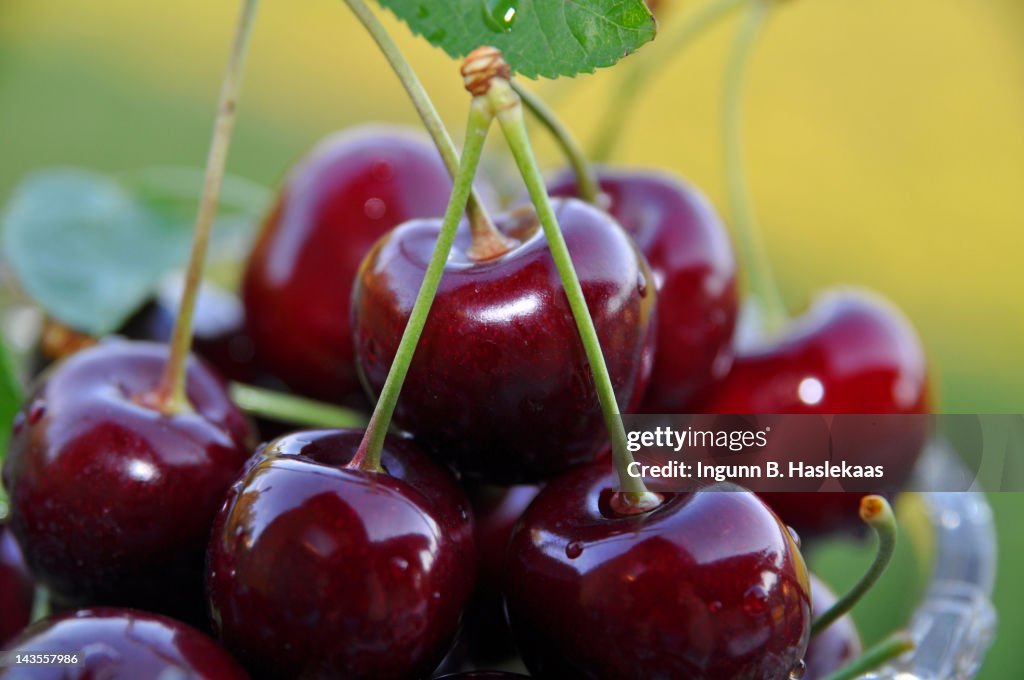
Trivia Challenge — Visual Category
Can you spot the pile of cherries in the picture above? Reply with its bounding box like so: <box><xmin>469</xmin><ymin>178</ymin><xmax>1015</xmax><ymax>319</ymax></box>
<box><xmin>0</xmin><ymin>119</ymin><xmax>926</xmax><ymax>679</ymax></box>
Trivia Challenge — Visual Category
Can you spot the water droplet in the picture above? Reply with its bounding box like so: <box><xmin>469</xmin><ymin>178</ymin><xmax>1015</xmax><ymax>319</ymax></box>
<box><xmin>481</xmin><ymin>0</ymin><xmax>518</xmax><ymax>32</ymax></box>
<box><xmin>390</xmin><ymin>556</ymin><xmax>409</xmax><ymax>572</ymax></box>
<box><xmin>11</xmin><ymin>411</ymin><xmax>26</xmax><ymax>434</ymax></box>
<box><xmin>636</xmin><ymin>270</ymin><xmax>649</xmax><ymax>298</ymax></box>
<box><xmin>28</xmin><ymin>400</ymin><xmax>46</xmax><ymax>424</ymax></box>
<box><xmin>789</xmin><ymin>659</ymin><xmax>807</xmax><ymax>679</ymax></box>
<box><xmin>363</xmin><ymin>197</ymin><xmax>387</xmax><ymax>220</ymax></box>
<box><xmin>707</xmin><ymin>600</ymin><xmax>723</xmax><ymax>613</ymax></box>
<box><xmin>787</xmin><ymin>525</ymin><xmax>801</xmax><ymax>548</ymax></box>
<box><xmin>431</xmin><ymin>591</ymin><xmax>442</xmax><ymax>601</ymax></box>
<box><xmin>742</xmin><ymin>584</ymin><xmax>769</xmax><ymax>616</ymax></box>
<box><xmin>565</xmin><ymin>541</ymin><xmax>584</xmax><ymax>559</ymax></box>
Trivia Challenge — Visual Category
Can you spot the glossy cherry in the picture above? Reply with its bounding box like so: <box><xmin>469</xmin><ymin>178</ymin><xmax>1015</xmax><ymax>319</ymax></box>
<box><xmin>242</xmin><ymin>126</ymin><xmax>454</xmax><ymax>405</ymax></box>
<box><xmin>352</xmin><ymin>198</ymin><xmax>657</xmax><ymax>483</ymax></box>
<box><xmin>0</xmin><ymin>522</ymin><xmax>33</xmax><ymax>645</ymax></box>
<box><xmin>703</xmin><ymin>289</ymin><xmax>929</xmax><ymax>537</ymax></box>
<box><xmin>1</xmin><ymin>340</ymin><xmax>255</xmax><ymax>619</ymax></box>
<box><xmin>206</xmin><ymin>429</ymin><xmax>475</xmax><ymax>680</ymax></box>
<box><xmin>805</xmin><ymin>574</ymin><xmax>861</xmax><ymax>680</ymax></box>
<box><xmin>504</xmin><ymin>463</ymin><xmax>811</xmax><ymax>679</ymax></box>
<box><xmin>0</xmin><ymin>608</ymin><xmax>248</xmax><ymax>678</ymax></box>
<box><xmin>549</xmin><ymin>167</ymin><xmax>738</xmax><ymax>412</ymax></box>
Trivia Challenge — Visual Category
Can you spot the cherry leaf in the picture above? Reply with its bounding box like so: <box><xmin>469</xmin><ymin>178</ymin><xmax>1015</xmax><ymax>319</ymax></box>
<box><xmin>377</xmin><ymin>0</ymin><xmax>657</xmax><ymax>78</ymax></box>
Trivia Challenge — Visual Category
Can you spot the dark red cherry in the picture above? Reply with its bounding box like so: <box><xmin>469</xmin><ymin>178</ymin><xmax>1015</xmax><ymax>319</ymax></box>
<box><xmin>504</xmin><ymin>463</ymin><xmax>811</xmax><ymax>679</ymax></box>
<box><xmin>0</xmin><ymin>522</ymin><xmax>33</xmax><ymax>645</ymax></box>
<box><xmin>0</xmin><ymin>608</ymin><xmax>248</xmax><ymax>678</ymax></box>
<box><xmin>206</xmin><ymin>429</ymin><xmax>475</xmax><ymax>680</ymax></box>
<box><xmin>352</xmin><ymin>198</ymin><xmax>657</xmax><ymax>483</ymax></box>
<box><xmin>702</xmin><ymin>289</ymin><xmax>929</xmax><ymax>537</ymax></box>
<box><xmin>121</xmin><ymin>275</ymin><xmax>263</xmax><ymax>385</ymax></box>
<box><xmin>1</xmin><ymin>340</ymin><xmax>255</xmax><ymax>620</ymax></box>
<box><xmin>549</xmin><ymin>167</ymin><xmax>737</xmax><ymax>412</ymax></box>
<box><xmin>805</xmin><ymin>575</ymin><xmax>861</xmax><ymax>680</ymax></box>
<box><xmin>242</xmin><ymin>126</ymin><xmax>454</xmax><ymax>405</ymax></box>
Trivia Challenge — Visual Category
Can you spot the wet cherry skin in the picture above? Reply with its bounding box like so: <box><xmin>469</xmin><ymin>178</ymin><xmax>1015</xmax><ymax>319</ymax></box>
<box><xmin>242</xmin><ymin>126</ymin><xmax>453</xmax><ymax>405</ymax></box>
<box><xmin>0</xmin><ymin>608</ymin><xmax>248</xmax><ymax>678</ymax></box>
<box><xmin>704</xmin><ymin>289</ymin><xmax>929</xmax><ymax>537</ymax></box>
<box><xmin>0</xmin><ymin>522</ymin><xmax>33</xmax><ymax>645</ymax></box>
<box><xmin>352</xmin><ymin>198</ymin><xmax>657</xmax><ymax>483</ymax></box>
<box><xmin>549</xmin><ymin>167</ymin><xmax>738</xmax><ymax>412</ymax></box>
<box><xmin>504</xmin><ymin>463</ymin><xmax>811</xmax><ymax>679</ymax></box>
<box><xmin>805</xmin><ymin>575</ymin><xmax>861</xmax><ymax>680</ymax></box>
<box><xmin>206</xmin><ymin>429</ymin><xmax>476</xmax><ymax>680</ymax></box>
<box><xmin>1</xmin><ymin>340</ymin><xmax>255</xmax><ymax>619</ymax></box>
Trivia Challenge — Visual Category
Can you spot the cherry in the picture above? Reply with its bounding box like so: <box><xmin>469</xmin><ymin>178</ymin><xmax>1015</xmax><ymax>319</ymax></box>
<box><xmin>206</xmin><ymin>429</ymin><xmax>476</xmax><ymax>679</ymax></box>
<box><xmin>702</xmin><ymin>289</ymin><xmax>929</xmax><ymax>537</ymax></box>
<box><xmin>805</xmin><ymin>575</ymin><xmax>861</xmax><ymax>680</ymax></box>
<box><xmin>0</xmin><ymin>522</ymin><xmax>33</xmax><ymax>645</ymax></box>
<box><xmin>1</xmin><ymin>340</ymin><xmax>255</xmax><ymax>619</ymax></box>
<box><xmin>0</xmin><ymin>608</ymin><xmax>247</xmax><ymax>678</ymax></box>
<box><xmin>242</xmin><ymin>125</ymin><xmax>455</xmax><ymax>405</ymax></box>
<box><xmin>352</xmin><ymin>198</ymin><xmax>657</xmax><ymax>483</ymax></box>
<box><xmin>548</xmin><ymin>167</ymin><xmax>738</xmax><ymax>412</ymax></box>
<box><xmin>504</xmin><ymin>462</ymin><xmax>811</xmax><ymax>679</ymax></box>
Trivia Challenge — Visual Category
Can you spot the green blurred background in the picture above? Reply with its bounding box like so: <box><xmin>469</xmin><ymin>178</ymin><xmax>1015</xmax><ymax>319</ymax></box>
<box><xmin>1</xmin><ymin>0</ymin><xmax>1022</xmax><ymax>676</ymax></box>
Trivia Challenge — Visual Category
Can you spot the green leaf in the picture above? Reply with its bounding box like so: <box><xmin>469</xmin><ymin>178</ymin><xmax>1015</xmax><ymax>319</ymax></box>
<box><xmin>0</xmin><ymin>335</ymin><xmax>21</xmax><ymax>515</ymax></box>
<box><xmin>377</xmin><ymin>0</ymin><xmax>657</xmax><ymax>78</ymax></box>
<box><xmin>1</xmin><ymin>168</ymin><xmax>266</xmax><ymax>337</ymax></box>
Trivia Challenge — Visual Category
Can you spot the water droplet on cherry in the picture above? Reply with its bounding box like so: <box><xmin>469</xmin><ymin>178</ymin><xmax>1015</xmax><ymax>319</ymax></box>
<box><xmin>565</xmin><ymin>541</ymin><xmax>584</xmax><ymax>559</ymax></box>
<box><xmin>789</xmin><ymin>659</ymin><xmax>807</xmax><ymax>679</ymax></box>
<box><xmin>707</xmin><ymin>600</ymin><xmax>723</xmax><ymax>613</ymax></box>
<box><xmin>637</xmin><ymin>270</ymin><xmax>649</xmax><ymax>298</ymax></box>
<box><xmin>363</xmin><ymin>197</ymin><xmax>387</xmax><ymax>220</ymax></box>
<box><xmin>787</xmin><ymin>525</ymin><xmax>801</xmax><ymax>548</ymax></box>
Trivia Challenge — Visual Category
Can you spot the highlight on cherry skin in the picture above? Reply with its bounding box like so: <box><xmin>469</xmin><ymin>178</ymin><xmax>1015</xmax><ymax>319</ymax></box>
<box><xmin>351</xmin><ymin>197</ymin><xmax>657</xmax><ymax>484</ymax></box>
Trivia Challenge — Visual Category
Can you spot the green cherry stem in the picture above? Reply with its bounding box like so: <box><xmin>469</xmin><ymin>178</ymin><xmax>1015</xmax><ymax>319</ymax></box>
<box><xmin>812</xmin><ymin>495</ymin><xmax>898</xmax><ymax>638</ymax></box>
<box><xmin>349</xmin><ymin>98</ymin><xmax>494</xmax><ymax>473</ymax></box>
<box><xmin>590</xmin><ymin>0</ymin><xmax>748</xmax><ymax>162</ymax></box>
<box><xmin>229</xmin><ymin>382</ymin><xmax>368</xmax><ymax>429</ymax></box>
<box><xmin>723</xmin><ymin>0</ymin><xmax>788</xmax><ymax>334</ymax></box>
<box><xmin>342</xmin><ymin>0</ymin><xmax>510</xmax><ymax>258</ymax></box>
<box><xmin>155</xmin><ymin>0</ymin><xmax>260</xmax><ymax>414</ymax></box>
<box><xmin>820</xmin><ymin>633</ymin><xmax>915</xmax><ymax>680</ymax></box>
<box><xmin>511</xmin><ymin>80</ymin><xmax>602</xmax><ymax>205</ymax></box>
<box><xmin>467</xmin><ymin>47</ymin><xmax>657</xmax><ymax>511</ymax></box>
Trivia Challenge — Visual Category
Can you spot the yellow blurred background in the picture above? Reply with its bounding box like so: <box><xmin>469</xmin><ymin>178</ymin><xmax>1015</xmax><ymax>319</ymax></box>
<box><xmin>1</xmin><ymin>0</ymin><xmax>1022</xmax><ymax>675</ymax></box>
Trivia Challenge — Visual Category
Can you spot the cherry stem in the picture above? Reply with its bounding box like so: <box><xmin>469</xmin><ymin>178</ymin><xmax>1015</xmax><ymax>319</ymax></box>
<box><xmin>349</xmin><ymin>100</ymin><xmax>494</xmax><ymax>473</ymax></box>
<box><xmin>473</xmin><ymin>52</ymin><xmax>657</xmax><ymax>512</ymax></box>
<box><xmin>820</xmin><ymin>633</ymin><xmax>915</xmax><ymax>680</ymax></box>
<box><xmin>590</xmin><ymin>0</ymin><xmax>748</xmax><ymax>162</ymax></box>
<box><xmin>811</xmin><ymin>495</ymin><xmax>898</xmax><ymax>638</ymax></box>
<box><xmin>512</xmin><ymin>80</ymin><xmax>602</xmax><ymax>205</ymax></box>
<box><xmin>724</xmin><ymin>0</ymin><xmax>789</xmax><ymax>334</ymax></box>
<box><xmin>229</xmin><ymin>382</ymin><xmax>367</xmax><ymax>429</ymax></box>
<box><xmin>341</xmin><ymin>0</ymin><xmax>510</xmax><ymax>260</ymax></box>
<box><xmin>154</xmin><ymin>0</ymin><xmax>259</xmax><ymax>414</ymax></box>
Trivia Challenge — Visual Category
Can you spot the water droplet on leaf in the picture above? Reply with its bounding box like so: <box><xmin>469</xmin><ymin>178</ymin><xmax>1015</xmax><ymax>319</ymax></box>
<box><xmin>481</xmin><ymin>0</ymin><xmax>518</xmax><ymax>33</ymax></box>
